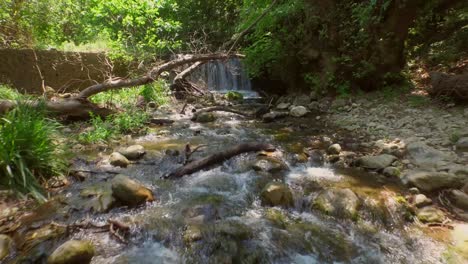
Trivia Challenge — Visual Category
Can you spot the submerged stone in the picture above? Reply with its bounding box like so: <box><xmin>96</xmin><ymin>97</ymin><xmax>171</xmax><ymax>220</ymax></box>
<box><xmin>47</xmin><ymin>240</ymin><xmax>95</xmax><ymax>264</ymax></box>
<box><xmin>111</xmin><ymin>174</ymin><xmax>154</xmax><ymax>206</ymax></box>
<box><xmin>289</xmin><ymin>106</ymin><xmax>308</xmax><ymax>117</ymax></box>
<box><xmin>260</xmin><ymin>182</ymin><xmax>294</xmax><ymax>207</ymax></box>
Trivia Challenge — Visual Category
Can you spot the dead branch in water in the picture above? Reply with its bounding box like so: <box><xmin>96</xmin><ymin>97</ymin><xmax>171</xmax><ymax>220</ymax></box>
<box><xmin>192</xmin><ymin>106</ymin><xmax>251</xmax><ymax>120</ymax></box>
<box><xmin>165</xmin><ymin>143</ymin><xmax>275</xmax><ymax>179</ymax></box>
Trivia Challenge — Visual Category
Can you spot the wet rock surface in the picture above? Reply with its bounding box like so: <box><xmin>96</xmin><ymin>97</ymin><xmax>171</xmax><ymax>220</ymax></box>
<box><xmin>260</xmin><ymin>182</ymin><xmax>294</xmax><ymax>207</ymax></box>
<box><xmin>109</xmin><ymin>152</ymin><xmax>130</xmax><ymax>167</ymax></box>
<box><xmin>0</xmin><ymin>234</ymin><xmax>12</xmax><ymax>260</ymax></box>
<box><xmin>313</xmin><ymin>188</ymin><xmax>360</xmax><ymax>220</ymax></box>
<box><xmin>111</xmin><ymin>174</ymin><xmax>154</xmax><ymax>206</ymax></box>
<box><xmin>47</xmin><ymin>240</ymin><xmax>95</xmax><ymax>264</ymax></box>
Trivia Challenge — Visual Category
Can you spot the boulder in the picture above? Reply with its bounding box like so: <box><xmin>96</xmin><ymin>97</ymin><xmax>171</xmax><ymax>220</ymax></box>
<box><xmin>47</xmin><ymin>240</ymin><xmax>95</xmax><ymax>264</ymax></box>
<box><xmin>276</xmin><ymin>102</ymin><xmax>291</xmax><ymax>110</ymax></box>
<box><xmin>411</xmin><ymin>194</ymin><xmax>432</xmax><ymax>208</ymax></box>
<box><xmin>383</xmin><ymin>167</ymin><xmax>401</xmax><ymax>178</ymax></box>
<box><xmin>405</xmin><ymin>170</ymin><xmax>465</xmax><ymax>192</ymax></box>
<box><xmin>327</xmin><ymin>144</ymin><xmax>342</xmax><ymax>155</ymax></box>
<box><xmin>312</xmin><ymin>188</ymin><xmax>360</xmax><ymax>220</ymax></box>
<box><xmin>416</xmin><ymin>207</ymin><xmax>445</xmax><ymax>223</ymax></box>
<box><xmin>456</xmin><ymin>137</ymin><xmax>468</xmax><ymax>150</ymax></box>
<box><xmin>308</xmin><ymin>101</ymin><xmax>321</xmax><ymax>111</ymax></box>
<box><xmin>406</xmin><ymin>141</ymin><xmax>450</xmax><ymax>168</ymax></box>
<box><xmin>448</xmin><ymin>190</ymin><xmax>468</xmax><ymax>210</ymax></box>
<box><xmin>262</xmin><ymin>111</ymin><xmax>288</xmax><ymax>123</ymax></box>
<box><xmin>357</xmin><ymin>154</ymin><xmax>397</xmax><ymax>170</ymax></box>
<box><xmin>79</xmin><ymin>183</ymin><xmax>115</xmax><ymax>213</ymax></box>
<box><xmin>0</xmin><ymin>235</ymin><xmax>12</xmax><ymax>260</ymax></box>
<box><xmin>111</xmin><ymin>174</ymin><xmax>154</xmax><ymax>206</ymax></box>
<box><xmin>194</xmin><ymin>112</ymin><xmax>216</xmax><ymax>123</ymax></box>
<box><xmin>109</xmin><ymin>152</ymin><xmax>130</xmax><ymax>168</ymax></box>
<box><xmin>260</xmin><ymin>182</ymin><xmax>294</xmax><ymax>207</ymax></box>
<box><xmin>119</xmin><ymin>145</ymin><xmax>146</xmax><ymax>160</ymax></box>
<box><xmin>289</xmin><ymin>106</ymin><xmax>308</xmax><ymax>117</ymax></box>
<box><xmin>293</xmin><ymin>95</ymin><xmax>311</xmax><ymax>106</ymax></box>
<box><xmin>252</xmin><ymin>157</ymin><xmax>289</xmax><ymax>174</ymax></box>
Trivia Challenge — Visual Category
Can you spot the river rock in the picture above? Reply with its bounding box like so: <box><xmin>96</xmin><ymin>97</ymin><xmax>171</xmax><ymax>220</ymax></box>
<box><xmin>47</xmin><ymin>240</ymin><xmax>95</xmax><ymax>264</ymax></box>
<box><xmin>312</xmin><ymin>188</ymin><xmax>360</xmax><ymax>220</ymax></box>
<box><xmin>293</xmin><ymin>95</ymin><xmax>311</xmax><ymax>106</ymax></box>
<box><xmin>406</xmin><ymin>141</ymin><xmax>450</xmax><ymax>168</ymax></box>
<box><xmin>289</xmin><ymin>106</ymin><xmax>308</xmax><ymax>117</ymax></box>
<box><xmin>260</xmin><ymin>182</ymin><xmax>294</xmax><ymax>207</ymax></box>
<box><xmin>357</xmin><ymin>154</ymin><xmax>397</xmax><ymax>170</ymax></box>
<box><xmin>252</xmin><ymin>156</ymin><xmax>288</xmax><ymax>174</ymax></box>
<box><xmin>456</xmin><ymin>137</ymin><xmax>468</xmax><ymax>150</ymax></box>
<box><xmin>452</xmin><ymin>224</ymin><xmax>468</xmax><ymax>259</ymax></box>
<box><xmin>79</xmin><ymin>183</ymin><xmax>115</xmax><ymax>213</ymax></box>
<box><xmin>383</xmin><ymin>166</ymin><xmax>401</xmax><ymax>178</ymax></box>
<box><xmin>411</xmin><ymin>194</ymin><xmax>432</xmax><ymax>208</ymax></box>
<box><xmin>416</xmin><ymin>207</ymin><xmax>445</xmax><ymax>223</ymax></box>
<box><xmin>111</xmin><ymin>174</ymin><xmax>154</xmax><ymax>206</ymax></box>
<box><xmin>262</xmin><ymin>111</ymin><xmax>288</xmax><ymax>123</ymax></box>
<box><xmin>195</xmin><ymin>112</ymin><xmax>216</xmax><ymax>123</ymax></box>
<box><xmin>276</xmin><ymin>102</ymin><xmax>291</xmax><ymax>110</ymax></box>
<box><xmin>448</xmin><ymin>190</ymin><xmax>468</xmax><ymax>210</ymax></box>
<box><xmin>0</xmin><ymin>235</ymin><xmax>12</xmax><ymax>260</ymax></box>
<box><xmin>109</xmin><ymin>152</ymin><xmax>130</xmax><ymax>168</ymax></box>
<box><xmin>119</xmin><ymin>145</ymin><xmax>146</xmax><ymax>160</ymax></box>
<box><xmin>405</xmin><ymin>170</ymin><xmax>465</xmax><ymax>192</ymax></box>
<box><xmin>327</xmin><ymin>144</ymin><xmax>342</xmax><ymax>155</ymax></box>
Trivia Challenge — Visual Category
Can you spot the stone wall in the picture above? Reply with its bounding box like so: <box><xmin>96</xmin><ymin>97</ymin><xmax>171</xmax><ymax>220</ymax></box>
<box><xmin>0</xmin><ymin>49</ymin><xmax>127</xmax><ymax>94</ymax></box>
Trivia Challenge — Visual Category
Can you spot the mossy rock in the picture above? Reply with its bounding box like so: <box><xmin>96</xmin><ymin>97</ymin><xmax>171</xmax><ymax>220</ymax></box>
<box><xmin>47</xmin><ymin>240</ymin><xmax>95</xmax><ymax>264</ymax></box>
<box><xmin>225</xmin><ymin>91</ymin><xmax>244</xmax><ymax>101</ymax></box>
<box><xmin>416</xmin><ymin>207</ymin><xmax>446</xmax><ymax>223</ymax></box>
<box><xmin>313</xmin><ymin>188</ymin><xmax>360</xmax><ymax>220</ymax></box>
<box><xmin>194</xmin><ymin>112</ymin><xmax>216</xmax><ymax>123</ymax></box>
<box><xmin>260</xmin><ymin>182</ymin><xmax>294</xmax><ymax>208</ymax></box>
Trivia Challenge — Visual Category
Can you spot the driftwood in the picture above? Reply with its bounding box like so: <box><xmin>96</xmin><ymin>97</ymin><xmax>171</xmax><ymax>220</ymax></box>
<box><xmin>429</xmin><ymin>72</ymin><xmax>468</xmax><ymax>100</ymax></box>
<box><xmin>149</xmin><ymin>118</ymin><xmax>175</xmax><ymax>126</ymax></box>
<box><xmin>192</xmin><ymin>106</ymin><xmax>251</xmax><ymax>120</ymax></box>
<box><xmin>165</xmin><ymin>142</ymin><xmax>275</xmax><ymax>179</ymax></box>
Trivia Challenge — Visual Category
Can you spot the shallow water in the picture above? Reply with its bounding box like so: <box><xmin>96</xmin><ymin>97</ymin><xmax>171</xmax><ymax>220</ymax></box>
<box><xmin>10</xmin><ymin>107</ymin><xmax>457</xmax><ymax>264</ymax></box>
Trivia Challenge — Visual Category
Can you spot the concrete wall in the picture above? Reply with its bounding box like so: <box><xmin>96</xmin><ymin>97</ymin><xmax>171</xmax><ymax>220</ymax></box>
<box><xmin>0</xmin><ymin>49</ymin><xmax>126</xmax><ymax>94</ymax></box>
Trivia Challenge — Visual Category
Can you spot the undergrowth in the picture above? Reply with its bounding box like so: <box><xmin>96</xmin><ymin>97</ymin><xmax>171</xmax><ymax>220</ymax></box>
<box><xmin>78</xmin><ymin>110</ymin><xmax>150</xmax><ymax>144</ymax></box>
<box><xmin>0</xmin><ymin>85</ymin><xmax>28</xmax><ymax>100</ymax></box>
<box><xmin>90</xmin><ymin>80</ymin><xmax>170</xmax><ymax>107</ymax></box>
<box><xmin>0</xmin><ymin>102</ymin><xmax>67</xmax><ymax>201</ymax></box>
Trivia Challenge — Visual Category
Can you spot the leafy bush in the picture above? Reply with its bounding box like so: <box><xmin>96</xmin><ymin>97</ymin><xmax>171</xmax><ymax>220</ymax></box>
<box><xmin>112</xmin><ymin>109</ymin><xmax>150</xmax><ymax>134</ymax></box>
<box><xmin>78</xmin><ymin>113</ymin><xmax>114</xmax><ymax>144</ymax></box>
<box><xmin>140</xmin><ymin>80</ymin><xmax>170</xmax><ymax>106</ymax></box>
<box><xmin>0</xmin><ymin>103</ymin><xmax>66</xmax><ymax>201</ymax></box>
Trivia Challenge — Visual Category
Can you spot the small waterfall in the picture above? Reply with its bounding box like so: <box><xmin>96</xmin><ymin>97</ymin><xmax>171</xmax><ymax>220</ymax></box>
<box><xmin>187</xmin><ymin>58</ymin><xmax>258</xmax><ymax>98</ymax></box>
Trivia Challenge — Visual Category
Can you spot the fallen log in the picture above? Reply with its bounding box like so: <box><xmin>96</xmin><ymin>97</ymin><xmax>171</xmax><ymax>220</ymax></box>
<box><xmin>164</xmin><ymin>143</ymin><xmax>275</xmax><ymax>179</ymax></box>
<box><xmin>191</xmin><ymin>106</ymin><xmax>251</xmax><ymax>120</ymax></box>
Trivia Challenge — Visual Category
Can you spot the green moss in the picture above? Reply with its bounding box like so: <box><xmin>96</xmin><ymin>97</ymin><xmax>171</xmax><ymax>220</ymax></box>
<box><xmin>225</xmin><ymin>91</ymin><xmax>244</xmax><ymax>102</ymax></box>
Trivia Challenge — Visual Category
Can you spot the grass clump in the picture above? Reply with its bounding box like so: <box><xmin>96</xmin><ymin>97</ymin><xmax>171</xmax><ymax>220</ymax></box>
<box><xmin>0</xmin><ymin>85</ymin><xmax>27</xmax><ymax>100</ymax></box>
<box><xmin>0</xmin><ymin>103</ymin><xmax>67</xmax><ymax>201</ymax></box>
<box><xmin>90</xmin><ymin>80</ymin><xmax>170</xmax><ymax>107</ymax></box>
<box><xmin>78</xmin><ymin>110</ymin><xmax>150</xmax><ymax>144</ymax></box>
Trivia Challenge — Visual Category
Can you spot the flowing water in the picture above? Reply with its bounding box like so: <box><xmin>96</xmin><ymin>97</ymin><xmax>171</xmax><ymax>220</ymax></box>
<box><xmin>187</xmin><ymin>58</ymin><xmax>260</xmax><ymax>99</ymax></box>
<box><xmin>10</xmin><ymin>108</ymin><xmax>455</xmax><ymax>264</ymax></box>
<box><xmin>6</xmin><ymin>60</ymin><xmax>460</xmax><ymax>263</ymax></box>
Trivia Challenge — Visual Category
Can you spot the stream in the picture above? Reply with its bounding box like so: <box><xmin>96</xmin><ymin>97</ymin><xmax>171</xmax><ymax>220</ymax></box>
<box><xmin>8</xmin><ymin>102</ymin><xmax>455</xmax><ymax>264</ymax></box>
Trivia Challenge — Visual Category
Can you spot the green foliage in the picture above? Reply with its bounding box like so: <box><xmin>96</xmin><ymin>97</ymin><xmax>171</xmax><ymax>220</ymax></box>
<box><xmin>78</xmin><ymin>110</ymin><xmax>149</xmax><ymax>144</ymax></box>
<box><xmin>90</xmin><ymin>81</ymin><xmax>170</xmax><ymax>108</ymax></box>
<box><xmin>0</xmin><ymin>103</ymin><xmax>66</xmax><ymax>201</ymax></box>
<box><xmin>225</xmin><ymin>91</ymin><xmax>244</xmax><ymax>101</ymax></box>
<box><xmin>0</xmin><ymin>85</ymin><xmax>26</xmax><ymax>100</ymax></box>
<box><xmin>140</xmin><ymin>80</ymin><xmax>170</xmax><ymax>106</ymax></box>
<box><xmin>78</xmin><ymin>113</ymin><xmax>114</xmax><ymax>144</ymax></box>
